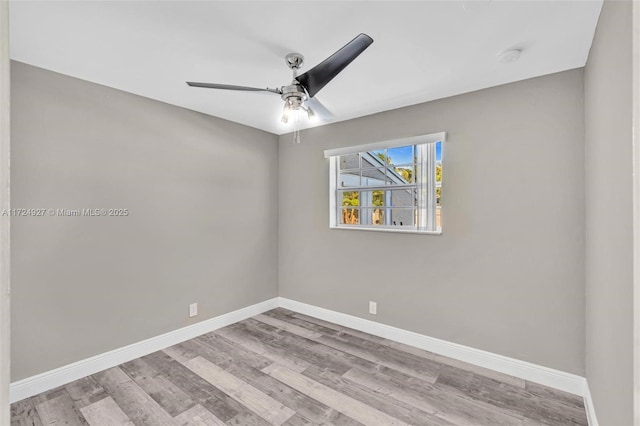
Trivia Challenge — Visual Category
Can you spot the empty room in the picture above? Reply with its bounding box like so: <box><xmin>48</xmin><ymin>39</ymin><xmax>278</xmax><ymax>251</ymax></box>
<box><xmin>0</xmin><ymin>0</ymin><xmax>638</xmax><ymax>425</ymax></box>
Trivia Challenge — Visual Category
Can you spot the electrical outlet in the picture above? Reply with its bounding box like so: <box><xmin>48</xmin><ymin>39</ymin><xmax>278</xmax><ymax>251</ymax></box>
<box><xmin>369</xmin><ymin>301</ymin><xmax>377</xmax><ymax>315</ymax></box>
<box><xmin>189</xmin><ymin>303</ymin><xmax>198</xmax><ymax>317</ymax></box>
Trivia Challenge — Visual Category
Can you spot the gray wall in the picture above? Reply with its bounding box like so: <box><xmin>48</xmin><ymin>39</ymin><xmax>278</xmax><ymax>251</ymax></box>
<box><xmin>584</xmin><ymin>1</ymin><xmax>634</xmax><ymax>424</ymax></box>
<box><xmin>279</xmin><ymin>69</ymin><xmax>586</xmax><ymax>375</ymax></box>
<box><xmin>10</xmin><ymin>62</ymin><xmax>279</xmax><ymax>381</ymax></box>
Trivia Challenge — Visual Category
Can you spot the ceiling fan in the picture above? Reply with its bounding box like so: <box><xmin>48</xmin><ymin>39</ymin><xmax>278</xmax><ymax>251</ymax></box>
<box><xmin>186</xmin><ymin>33</ymin><xmax>373</xmax><ymax>125</ymax></box>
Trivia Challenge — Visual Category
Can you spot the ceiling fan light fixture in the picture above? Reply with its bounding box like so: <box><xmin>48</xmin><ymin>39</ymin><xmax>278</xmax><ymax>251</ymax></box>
<box><xmin>281</xmin><ymin>103</ymin><xmax>291</xmax><ymax>124</ymax></box>
<box><xmin>306</xmin><ymin>106</ymin><xmax>316</xmax><ymax>121</ymax></box>
<box><xmin>281</xmin><ymin>95</ymin><xmax>313</xmax><ymax>124</ymax></box>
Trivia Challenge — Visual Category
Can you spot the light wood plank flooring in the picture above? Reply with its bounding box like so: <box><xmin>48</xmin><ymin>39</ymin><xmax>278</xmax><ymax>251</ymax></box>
<box><xmin>11</xmin><ymin>308</ymin><xmax>588</xmax><ymax>426</ymax></box>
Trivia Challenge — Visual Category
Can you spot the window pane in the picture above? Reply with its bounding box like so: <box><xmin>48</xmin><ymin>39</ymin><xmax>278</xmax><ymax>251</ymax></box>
<box><xmin>392</xmin><ymin>165</ymin><xmax>414</xmax><ymax>184</ymax></box>
<box><xmin>386</xmin><ymin>145</ymin><xmax>414</xmax><ymax>167</ymax></box>
<box><xmin>340</xmin><ymin>191</ymin><xmax>360</xmax><ymax>207</ymax></box>
<box><xmin>389</xmin><ymin>189</ymin><xmax>415</xmax><ymax>207</ymax></box>
<box><xmin>362</xmin><ymin>208</ymin><xmax>385</xmax><ymax>226</ymax></box>
<box><xmin>359</xmin><ymin>190</ymin><xmax>385</xmax><ymax>207</ymax></box>
<box><xmin>338</xmin><ymin>170</ymin><xmax>360</xmax><ymax>187</ymax></box>
<box><xmin>386</xmin><ymin>166</ymin><xmax>404</xmax><ymax>185</ymax></box>
<box><xmin>390</xmin><ymin>208</ymin><xmax>415</xmax><ymax>227</ymax></box>
<box><xmin>340</xmin><ymin>208</ymin><xmax>359</xmax><ymax>225</ymax></box>
<box><xmin>372</xmin><ymin>190</ymin><xmax>385</xmax><ymax>207</ymax></box>
<box><xmin>361</xmin><ymin>150</ymin><xmax>385</xmax><ymax>168</ymax></box>
<box><xmin>361</xmin><ymin>168</ymin><xmax>387</xmax><ymax>186</ymax></box>
<box><xmin>339</xmin><ymin>154</ymin><xmax>359</xmax><ymax>170</ymax></box>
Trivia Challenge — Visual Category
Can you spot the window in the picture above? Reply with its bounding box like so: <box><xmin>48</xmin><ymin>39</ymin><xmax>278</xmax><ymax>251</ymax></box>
<box><xmin>325</xmin><ymin>132</ymin><xmax>445</xmax><ymax>234</ymax></box>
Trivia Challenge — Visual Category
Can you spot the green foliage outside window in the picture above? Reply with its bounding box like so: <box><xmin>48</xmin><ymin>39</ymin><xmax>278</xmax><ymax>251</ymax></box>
<box><xmin>436</xmin><ymin>162</ymin><xmax>442</xmax><ymax>205</ymax></box>
<box><xmin>372</xmin><ymin>190</ymin><xmax>384</xmax><ymax>206</ymax></box>
<box><xmin>342</xmin><ymin>191</ymin><xmax>359</xmax><ymax>206</ymax></box>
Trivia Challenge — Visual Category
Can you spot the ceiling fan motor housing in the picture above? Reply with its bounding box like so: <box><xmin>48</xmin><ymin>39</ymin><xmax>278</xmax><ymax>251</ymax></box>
<box><xmin>281</xmin><ymin>83</ymin><xmax>307</xmax><ymax>107</ymax></box>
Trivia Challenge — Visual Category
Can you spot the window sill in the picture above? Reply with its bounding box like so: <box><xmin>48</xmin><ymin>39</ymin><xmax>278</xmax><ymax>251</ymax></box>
<box><xmin>330</xmin><ymin>225</ymin><xmax>442</xmax><ymax>235</ymax></box>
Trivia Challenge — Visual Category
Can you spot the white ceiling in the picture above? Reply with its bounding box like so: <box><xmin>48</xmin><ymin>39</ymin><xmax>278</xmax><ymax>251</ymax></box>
<box><xmin>9</xmin><ymin>1</ymin><xmax>602</xmax><ymax>135</ymax></box>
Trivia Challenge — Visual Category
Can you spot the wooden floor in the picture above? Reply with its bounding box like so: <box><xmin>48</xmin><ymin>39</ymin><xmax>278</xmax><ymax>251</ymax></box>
<box><xmin>11</xmin><ymin>308</ymin><xmax>588</xmax><ymax>426</ymax></box>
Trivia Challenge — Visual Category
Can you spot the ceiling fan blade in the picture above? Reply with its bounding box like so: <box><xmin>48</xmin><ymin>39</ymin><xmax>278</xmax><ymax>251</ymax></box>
<box><xmin>306</xmin><ymin>97</ymin><xmax>333</xmax><ymax>121</ymax></box>
<box><xmin>295</xmin><ymin>33</ymin><xmax>373</xmax><ymax>98</ymax></box>
<box><xmin>186</xmin><ymin>82</ymin><xmax>281</xmax><ymax>94</ymax></box>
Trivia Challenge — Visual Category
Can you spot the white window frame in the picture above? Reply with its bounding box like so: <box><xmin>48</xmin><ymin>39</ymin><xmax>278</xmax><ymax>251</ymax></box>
<box><xmin>325</xmin><ymin>132</ymin><xmax>445</xmax><ymax>235</ymax></box>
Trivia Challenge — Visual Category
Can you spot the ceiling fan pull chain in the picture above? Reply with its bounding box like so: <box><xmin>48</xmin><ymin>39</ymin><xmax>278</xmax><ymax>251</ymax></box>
<box><xmin>293</xmin><ymin>108</ymin><xmax>302</xmax><ymax>144</ymax></box>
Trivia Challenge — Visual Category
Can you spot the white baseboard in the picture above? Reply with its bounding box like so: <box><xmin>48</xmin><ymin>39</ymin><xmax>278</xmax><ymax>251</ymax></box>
<box><xmin>9</xmin><ymin>297</ymin><xmax>279</xmax><ymax>403</ymax></box>
<box><xmin>583</xmin><ymin>381</ymin><xmax>599</xmax><ymax>426</ymax></box>
<box><xmin>11</xmin><ymin>295</ymin><xmax>595</xmax><ymax>422</ymax></box>
<box><xmin>278</xmin><ymin>297</ymin><xmax>588</xmax><ymax>397</ymax></box>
